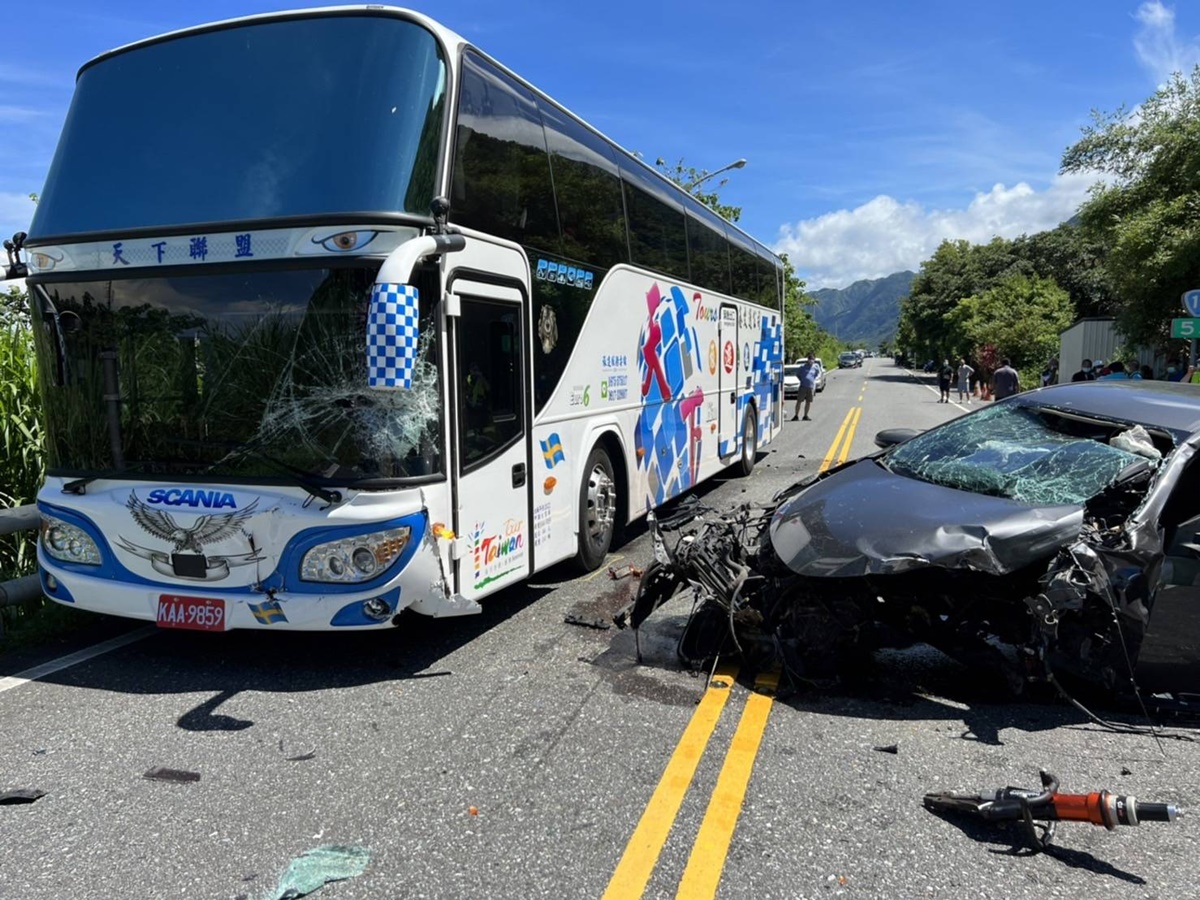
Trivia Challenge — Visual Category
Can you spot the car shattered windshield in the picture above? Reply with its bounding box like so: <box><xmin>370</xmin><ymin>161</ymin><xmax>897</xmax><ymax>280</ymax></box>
<box><xmin>31</xmin><ymin>267</ymin><xmax>443</xmax><ymax>484</ymax></box>
<box><xmin>883</xmin><ymin>403</ymin><xmax>1158</xmax><ymax>505</ymax></box>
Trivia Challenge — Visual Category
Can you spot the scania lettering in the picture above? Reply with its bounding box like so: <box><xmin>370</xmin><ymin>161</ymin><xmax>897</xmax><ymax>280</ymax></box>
<box><xmin>12</xmin><ymin>6</ymin><xmax>784</xmax><ymax>630</ymax></box>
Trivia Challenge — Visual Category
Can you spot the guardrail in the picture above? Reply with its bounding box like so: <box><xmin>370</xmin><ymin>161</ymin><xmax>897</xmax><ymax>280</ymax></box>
<box><xmin>0</xmin><ymin>504</ymin><xmax>42</xmax><ymax>609</ymax></box>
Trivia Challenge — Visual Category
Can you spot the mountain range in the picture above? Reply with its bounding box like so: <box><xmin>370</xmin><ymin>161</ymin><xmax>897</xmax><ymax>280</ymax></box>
<box><xmin>809</xmin><ymin>270</ymin><xmax>915</xmax><ymax>348</ymax></box>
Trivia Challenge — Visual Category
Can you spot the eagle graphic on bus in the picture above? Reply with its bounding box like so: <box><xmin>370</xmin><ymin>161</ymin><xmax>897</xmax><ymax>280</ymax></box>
<box><xmin>634</xmin><ymin>283</ymin><xmax>705</xmax><ymax>506</ymax></box>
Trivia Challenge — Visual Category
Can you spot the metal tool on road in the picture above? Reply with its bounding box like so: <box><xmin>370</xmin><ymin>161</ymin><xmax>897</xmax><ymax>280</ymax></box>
<box><xmin>923</xmin><ymin>770</ymin><xmax>1180</xmax><ymax>852</ymax></box>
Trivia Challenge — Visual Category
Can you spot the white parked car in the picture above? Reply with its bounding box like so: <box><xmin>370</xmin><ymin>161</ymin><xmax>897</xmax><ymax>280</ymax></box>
<box><xmin>783</xmin><ymin>360</ymin><xmax>826</xmax><ymax>398</ymax></box>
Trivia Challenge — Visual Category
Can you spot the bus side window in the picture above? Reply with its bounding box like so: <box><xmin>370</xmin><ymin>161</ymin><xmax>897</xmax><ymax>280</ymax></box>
<box><xmin>459</xmin><ymin>299</ymin><xmax>522</xmax><ymax>468</ymax></box>
<box><xmin>452</xmin><ymin>54</ymin><xmax>561</xmax><ymax>256</ymax></box>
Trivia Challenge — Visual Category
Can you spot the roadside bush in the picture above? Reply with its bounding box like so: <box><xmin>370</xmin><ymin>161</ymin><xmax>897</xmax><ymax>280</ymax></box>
<box><xmin>0</xmin><ymin>287</ymin><xmax>46</xmax><ymax>635</ymax></box>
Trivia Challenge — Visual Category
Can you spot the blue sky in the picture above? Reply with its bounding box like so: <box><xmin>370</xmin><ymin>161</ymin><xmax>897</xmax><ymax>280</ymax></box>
<box><xmin>3</xmin><ymin>1</ymin><xmax>1198</xmax><ymax>288</ymax></box>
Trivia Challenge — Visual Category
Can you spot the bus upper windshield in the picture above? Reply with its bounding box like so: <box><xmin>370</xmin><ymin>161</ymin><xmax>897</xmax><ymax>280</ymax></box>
<box><xmin>32</xmin><ymin>267</ymin><xmax>443</xmax><ymax>483</ymax></box>
<box><xmin>30</xmin><ymin>14</ymin><xmax>446</xmax><ymax>239</ymax></box>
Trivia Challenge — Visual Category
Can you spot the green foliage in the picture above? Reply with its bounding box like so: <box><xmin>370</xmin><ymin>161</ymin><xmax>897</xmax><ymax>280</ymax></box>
<box><xmin>947</xmin><ymin>274</ymin><xmax>1074</xmax><ymax>383</ymax></box>
<box><xmin>898</xmin><ymin>238</ymin><xmax>1033</xmax><ymax>361</ymax></box>
<box><xmin>1062</xmin><ymin>67</ymin><xmax>1200</xmax><ymax>348</ymax></box>
<box><xmin>0</xmin><ymin>285</ymin><xmax>43</xmax><ymax>577</ymax></box>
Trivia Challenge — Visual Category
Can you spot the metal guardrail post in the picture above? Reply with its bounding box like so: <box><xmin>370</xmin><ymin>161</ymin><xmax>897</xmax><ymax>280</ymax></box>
<box><xmin>0</xmin><ymin>504</ymin><xmax>39</xmax><ymax>536</ymax></box>
<box><xmin>0</xmin><ymin>574</ymin><xmax>42</xmax><ymax>609</ymax></box>
<box><xmin>0</xmin><ymin>504</ymin><xmax>43</xmax><ymax>611</ymax></box>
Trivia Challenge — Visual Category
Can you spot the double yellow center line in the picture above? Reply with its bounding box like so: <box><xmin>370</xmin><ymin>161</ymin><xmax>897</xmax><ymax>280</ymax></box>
<box><xmin>601</xmin><ymin>668</ymin><xmax>778</xmax><ymax>900</ymax></box>
<box><xmin>605</xmin><ymin>379</ymin><xmax>872</xmax><ymax>898</ymax></box>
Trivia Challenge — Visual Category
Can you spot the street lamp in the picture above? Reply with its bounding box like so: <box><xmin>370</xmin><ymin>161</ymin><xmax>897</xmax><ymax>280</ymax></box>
<box><xmin>684</xmin><ymin>158</ymin><xmax>747</xmax><ymax>191</ymax></box>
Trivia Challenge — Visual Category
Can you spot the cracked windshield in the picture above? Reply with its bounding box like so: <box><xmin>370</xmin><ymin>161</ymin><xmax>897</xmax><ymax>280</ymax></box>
<box><xmin>883</xmin><ymin>403</ymin><xmax>1161</xmax><ymax>504</ymax></box>
<box><xmin>32</xmin><ymin>269</ymin><xmax>443</xmax><ymax>483</ymax></box>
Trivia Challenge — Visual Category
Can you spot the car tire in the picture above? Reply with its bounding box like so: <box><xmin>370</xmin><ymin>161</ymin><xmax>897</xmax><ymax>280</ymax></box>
<box><xmin>574</xmin><ymin>444</ymin><xmax>618</xmax><ymax>572</ymax></box>
<box><xmin>732</xmin><ymin>407</ymin><xmax>757</xmax><ymax>477</ymax></box>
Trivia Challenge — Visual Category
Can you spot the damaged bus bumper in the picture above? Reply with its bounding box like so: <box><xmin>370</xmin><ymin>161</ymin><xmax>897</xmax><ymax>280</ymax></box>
<box><xmin>36</xmin><ymin>479</ymin><xmax>478</xmax><ymax>631</ymax></box>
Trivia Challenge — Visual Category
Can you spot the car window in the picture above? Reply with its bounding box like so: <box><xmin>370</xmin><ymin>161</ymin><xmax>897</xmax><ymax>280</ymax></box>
<box><xmin>883</xmin><ymin>403</ymin><xmax>1157</xmax><ymax>505</ymax></box>
<box><xmin>784</xmin><ymin>365</ymin><xmax>800</xmax><ymax>378</ymax></box>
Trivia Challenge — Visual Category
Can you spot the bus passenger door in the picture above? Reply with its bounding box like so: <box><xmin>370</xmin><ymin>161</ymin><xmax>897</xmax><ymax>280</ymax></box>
<box><xmin>718</xmin><ymin>304</ymin><xmax>740</xmax><ymax>454</ymax></box>
<box><xmin>450</xmin><ymin>290</ymin><xmax>532</xmax><ymax>601</ymax></box>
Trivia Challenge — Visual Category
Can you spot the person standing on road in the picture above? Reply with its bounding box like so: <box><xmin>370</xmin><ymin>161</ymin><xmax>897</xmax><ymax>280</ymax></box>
<box><xmin>956</xmin><ymin>358</ymin><xmax>974</xmax><ymax>403</ymax></box>
<box><xmin>937</xmin><ymin>359</ymin><xmax>953</xmax><ymax>403</ymax></box>
<box><xmin>791</xmin><ymin>353</ymin><xmax>819</xmax><ymax>421</ymax></box>
<box><xmin>992</xmin><ymin>358</ymin><xmax>1020</xmax><ymax>399</ymax></box>
<box><xmin>1071</xmin><ymin>358</ymin><xmax>1096</xmax><ymax>382</ymax></box>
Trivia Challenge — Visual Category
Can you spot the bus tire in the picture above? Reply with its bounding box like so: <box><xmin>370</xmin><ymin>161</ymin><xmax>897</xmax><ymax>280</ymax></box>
<box><xmin>732</xmin><ymin>407</ymin><xmax>757</xmax><ymax>477</ymax></box>
<box><xmin>575</xmin><ymin>444</ymin><xmax>618</xmax><ymax>572</ymax></box>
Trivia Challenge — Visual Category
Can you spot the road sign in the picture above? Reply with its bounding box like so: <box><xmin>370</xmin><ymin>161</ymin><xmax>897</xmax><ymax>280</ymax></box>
<box><xmin>1171</xmin><ymin>318</ymin><xmax>1200</xmax><ymax>338</ymax></box>
<box><xmin>1183</xmin><ymin>290</ymin><xmax>1200</xmax><ymax>317</ymax></box>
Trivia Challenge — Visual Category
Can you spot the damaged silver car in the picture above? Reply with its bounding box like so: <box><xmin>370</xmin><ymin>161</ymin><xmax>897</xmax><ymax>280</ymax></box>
<box><xmin>619</xmin><ymin>381</ymin><xmax>1200</xmax><ymax>708</ymax></box>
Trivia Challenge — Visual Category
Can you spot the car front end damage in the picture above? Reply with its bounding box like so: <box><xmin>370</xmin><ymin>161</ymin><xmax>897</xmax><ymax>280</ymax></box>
<box><xmin>617</xmin><ymin>427</ymin><xmax>1200</xmax><ymax>707</ymax></box>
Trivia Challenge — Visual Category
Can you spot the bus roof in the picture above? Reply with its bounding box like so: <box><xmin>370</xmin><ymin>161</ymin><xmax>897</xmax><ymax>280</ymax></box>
<box><xmin>77</xmin><ymin>4</ymin><xmax>781</xmax><ymax>265</ymax></box>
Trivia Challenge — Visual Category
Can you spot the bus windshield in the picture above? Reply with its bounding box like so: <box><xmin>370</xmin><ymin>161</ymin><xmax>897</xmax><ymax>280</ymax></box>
<box><xmin>30</xmin><ymin>14</ymin><xmax>446</xmax><ymax>239</ymax></box>
<box><xmin>32</xmin><ymin>267</ymin><xmax>443</xmax><ymax>484</ymax></box>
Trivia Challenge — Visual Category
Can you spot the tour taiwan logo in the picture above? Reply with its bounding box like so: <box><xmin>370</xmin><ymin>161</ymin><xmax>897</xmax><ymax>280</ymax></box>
<box><xmin>117</xmin><ymin>489</ymin><xmax>263</xmax><ymax>581</ymax></box>
<box><xmin>469</xmin><ymin>520</ymin><xmax>526</xmax><ymax>588</ymax></box>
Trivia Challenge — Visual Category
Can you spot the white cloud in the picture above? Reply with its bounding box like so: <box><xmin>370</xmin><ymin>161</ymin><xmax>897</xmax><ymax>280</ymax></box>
<box><xmin>1134</xmin><ymin>1</ymin><xmax>1200</xmax><ymax>83</ymax></box>
<box><xmin>774</xmin><ymin>173</ymin><xmax>1096</xmax><ymax>289</ymax></box>
<box><xmin>0</xmin><ymin>192</ymin><xmax>36</xmax><ymax>244</ymax></box>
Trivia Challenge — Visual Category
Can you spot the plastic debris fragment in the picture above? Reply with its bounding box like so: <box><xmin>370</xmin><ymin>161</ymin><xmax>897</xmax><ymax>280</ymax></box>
<box><xmin>268</xmin><ymin>845</ymin><xmax>370</xmax><ymax>900</ymax></box>
<box><xmin>0</xmin><ymin>788</ymin><xmax>45</xmax><ymax>804</ymax></box>
<box><xmin>143</xmin><ymin>767</ymin><xmax>200</xmax><ymax>783</ymax></box>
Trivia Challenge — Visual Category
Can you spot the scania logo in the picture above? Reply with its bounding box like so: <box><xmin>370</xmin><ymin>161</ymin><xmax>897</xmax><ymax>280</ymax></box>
<box><xmin>146</xmin><ymin>488</ymin><xmax>238</xmax><ymax>509</ymax></box>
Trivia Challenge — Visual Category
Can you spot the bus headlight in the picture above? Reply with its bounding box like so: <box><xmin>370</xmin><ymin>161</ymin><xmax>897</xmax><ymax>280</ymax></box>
<box><xmin>300</xmin><ymin>526</ymin><xmax>411</xmax><ymax>583</ymax></box>
<box><xmin>40</xmin><ymin>516</ymin><xmax>102</xmax><ymax>565</ymax></box>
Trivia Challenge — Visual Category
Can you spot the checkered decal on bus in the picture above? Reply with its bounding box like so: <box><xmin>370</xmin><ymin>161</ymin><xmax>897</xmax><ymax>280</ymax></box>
<box><xmin>367</xmin><ymin>283</ymin><xmax>420</xmax><ymax>389</ymax></box>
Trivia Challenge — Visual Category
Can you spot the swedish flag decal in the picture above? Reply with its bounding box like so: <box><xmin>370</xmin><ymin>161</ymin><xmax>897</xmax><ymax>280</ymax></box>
<box><xmin>540</xmin><ymin>433</ymin><xmax>565</xmax><ymax>468</ymax></box>
<box><xmin>249</xmin><ymin>599</ymin><xmax>287</xmax><ymax>625</ymax></box>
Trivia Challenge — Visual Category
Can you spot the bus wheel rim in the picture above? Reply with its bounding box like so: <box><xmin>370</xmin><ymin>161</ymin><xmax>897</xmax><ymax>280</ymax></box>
<box><xmin>586</xmin><ymin>463</ymin><xmax>615</xmax><ymax>546</ymax></box>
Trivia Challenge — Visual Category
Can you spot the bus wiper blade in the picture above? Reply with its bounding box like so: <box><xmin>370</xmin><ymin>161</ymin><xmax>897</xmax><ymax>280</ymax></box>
<box><xmin>181</xmin><ymin>439</ymin><xmax>344</xmax><ymax>506</ymax></box>
<box><xmin>62</xmin><ymin>463</ymin><xmax>152</xmax><ymax>494</ymax></box>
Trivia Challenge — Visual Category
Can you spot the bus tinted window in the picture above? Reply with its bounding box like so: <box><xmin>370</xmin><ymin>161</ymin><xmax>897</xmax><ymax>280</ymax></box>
<box><xmin>756</xmin><ymin>251</ymin><xmax>780</xmax><ymax>308</ymax></box>
<box><xmin>452</xmin><ymin>54</ymin><xmax>560</xmax><ymax>254</ymax></box>
<box><xmin>459</xmin><ymin>298</ymin><xmax>523</xmax><ymax>468</ymax></box>
<box><xmin>730</xmin><ymin>243</ymin><xmax>758</xmax><ymax>301</ymax></box>
<box><xmin>538</xmin><ymin>101</ymin><xmax>627</xmax><ymax>270</ymax></box>
<box><xmin>621</xmin><ymin>167</ymin><xmax>689</xmax><ymax>281</ymax></box>
<box><xmin>686</xmin><ymin>211</ymin><xmax>731</xmax><ymax>295</ymax></box>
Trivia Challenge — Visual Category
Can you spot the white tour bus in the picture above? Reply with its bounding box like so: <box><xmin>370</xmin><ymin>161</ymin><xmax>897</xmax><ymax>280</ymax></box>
<box><xmin>14</xmin><ymin>6</ymin><xmax>785</xmax><ymax>631</ymax></box>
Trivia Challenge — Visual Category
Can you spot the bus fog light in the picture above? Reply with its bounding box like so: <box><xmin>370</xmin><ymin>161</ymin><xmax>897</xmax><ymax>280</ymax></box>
<box><xmin>41</xmin><ymin>516</ymin><xmax>101</xmax><ymax>565</ymax></box>
<box><xmin>362</xmin><ymin>598</ymin><xmax>391</xmax><ymax>619</ymax></box>
<box><xmin>45</xmin><ymin>574</ymin><xmax>58</xmax><ymax>591</ymax></box>
<box><xmin>300</xmin><ymin>526</ymin><xmax>411</xmax><ymax>583</ymax></box>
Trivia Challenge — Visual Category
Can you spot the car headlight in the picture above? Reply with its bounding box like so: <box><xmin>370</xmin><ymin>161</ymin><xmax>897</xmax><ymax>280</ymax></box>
<box><xmin>300</xmin><ymin>526</ymin><xmax>412</xmax><ymax>583</ymax></box>
<box><xmin>40</xmin><ymin>516</ymin><xmax>102</xmax><ymax>565</ymax></box>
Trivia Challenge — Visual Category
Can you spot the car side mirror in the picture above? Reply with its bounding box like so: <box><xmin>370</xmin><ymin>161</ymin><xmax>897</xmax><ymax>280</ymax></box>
<box><xmin>874</xmin><ymin>427</ymin><xmax>921</xmax><ymax>449</ymax></box>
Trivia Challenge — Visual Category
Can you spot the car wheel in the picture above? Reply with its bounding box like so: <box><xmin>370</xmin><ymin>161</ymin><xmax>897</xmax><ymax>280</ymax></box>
<box><xmin>574</xmin><ymin>445</ymin><xmax>618</xmax><ymax>572</ymax></box>
<box><xmin>732</xmin><ymin>407</ymin><xmax>757</xmax><ymax>477</ymax></box>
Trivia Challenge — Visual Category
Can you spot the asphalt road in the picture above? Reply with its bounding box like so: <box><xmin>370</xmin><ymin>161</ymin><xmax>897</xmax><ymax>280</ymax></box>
<box><xmin>0</xmin><ymin>359</ymin><xmax>1194</xmax><ymax>900</ymax></box>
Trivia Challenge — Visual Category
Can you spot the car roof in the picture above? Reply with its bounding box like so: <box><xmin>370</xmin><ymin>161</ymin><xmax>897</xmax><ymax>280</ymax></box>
<box><xmin>1012</xmin><ymin>381</ymin><xmax>1200</xmax><ymax>440</ymax></box>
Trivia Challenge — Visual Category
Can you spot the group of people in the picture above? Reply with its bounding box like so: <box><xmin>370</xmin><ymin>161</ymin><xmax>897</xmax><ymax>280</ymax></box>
<box><xmin>935</xmin><ymin>357</ymin><xmax>1021</xmax><ymax>404</ymax></box>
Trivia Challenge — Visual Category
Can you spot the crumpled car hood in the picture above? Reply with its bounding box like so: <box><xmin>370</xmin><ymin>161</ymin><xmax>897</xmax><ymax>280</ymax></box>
<box><xmin>768</xmin><ymin>459</ymin><xmax>1085</xmax><ymax>577</ymax></box>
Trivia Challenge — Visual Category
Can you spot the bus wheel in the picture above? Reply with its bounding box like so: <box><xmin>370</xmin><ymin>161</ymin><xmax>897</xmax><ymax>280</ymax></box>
<box><xmin>733</xmin><ymin>407</ymin><xmax>757</xmax><ymax>477</ymax></box>
<box><xmin>576</xmin><ymin>445</ymin><xmax>618</xmax><ymax>572</ymax></box>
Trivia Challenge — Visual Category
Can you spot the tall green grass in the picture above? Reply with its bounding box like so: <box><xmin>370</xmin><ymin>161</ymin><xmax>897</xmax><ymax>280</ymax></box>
<box><xmin>0</xmin><ymin>286</ymin><xmax>48</xmax><ymax>639</ymax></box>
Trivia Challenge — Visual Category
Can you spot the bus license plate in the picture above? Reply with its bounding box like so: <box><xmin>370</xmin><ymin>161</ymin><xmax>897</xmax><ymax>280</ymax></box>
<box><xmin>157</xmin><ymin>595</ymin><xmax>226</xmax><ymax>631</ymax></box>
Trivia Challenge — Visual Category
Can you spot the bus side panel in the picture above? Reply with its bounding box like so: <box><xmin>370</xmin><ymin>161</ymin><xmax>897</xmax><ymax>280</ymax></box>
<box><xmin>533</xmin><ymin>266</ymin><xmax>779</xmax><ymax>552</ymax></box>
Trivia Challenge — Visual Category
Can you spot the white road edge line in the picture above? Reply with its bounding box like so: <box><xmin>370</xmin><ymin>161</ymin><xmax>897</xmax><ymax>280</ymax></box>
<box><xmin>0</xmin><ymin>626</ymin><xmax>156</xmax><ymax>694</ymax></box>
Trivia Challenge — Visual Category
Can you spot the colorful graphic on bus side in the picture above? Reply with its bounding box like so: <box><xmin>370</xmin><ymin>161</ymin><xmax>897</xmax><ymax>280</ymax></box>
<box><xmin>634</xmin><ymin>283</ymin><xmax>705</xmax><ymax>506</ymax></box>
